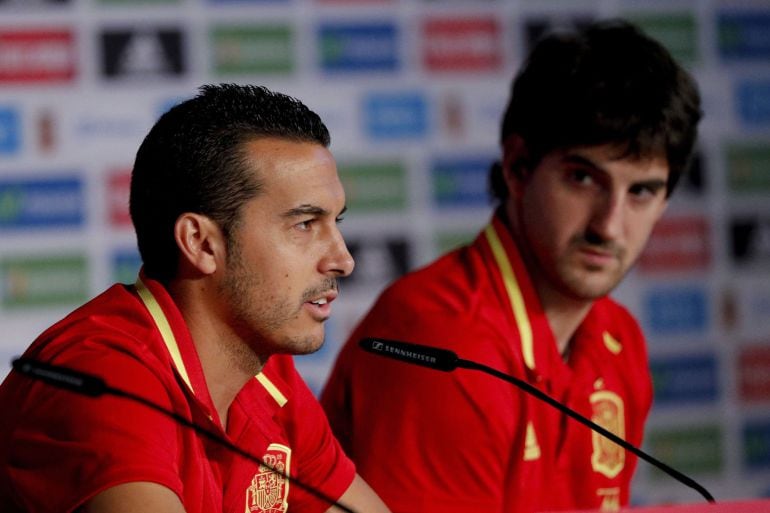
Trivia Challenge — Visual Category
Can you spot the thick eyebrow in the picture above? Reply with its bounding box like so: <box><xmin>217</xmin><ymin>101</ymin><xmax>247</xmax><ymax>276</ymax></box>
<box><xmin>562</xmin><ymin>153</ymin><xmax>667</xmax><ymax>192</ymax></box>
<box><xmin>561</xmin><ymin>153</ymin><xmax>604</xmax><ymax>172</ymax></box>
<box><xmin>281</xmin><ymin>204</ymin><xmax>348</xmax><ymax>218</ymax></box>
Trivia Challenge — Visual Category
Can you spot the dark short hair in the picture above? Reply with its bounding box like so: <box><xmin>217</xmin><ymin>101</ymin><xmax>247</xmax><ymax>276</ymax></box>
<box><xmin>130</xmin><ymin>83</ymin><xmax>331</xmax><ymax>283</ymax></box>
<box><xmin>489</xmin><ymin>19</ymin><xmax>702</xmax><ymax>202</ymax></box>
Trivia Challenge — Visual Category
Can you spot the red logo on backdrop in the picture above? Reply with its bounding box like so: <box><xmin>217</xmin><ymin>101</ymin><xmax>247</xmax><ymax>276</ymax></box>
<box><xmin>0</xmin><ymin>29</ymin><xmax>76</xmax><ymax>83</ymax></box>
<box><xmin>739</xmin><ymin>344</ymin><xmax>770</xmax><ymax>402</ymax></box>
<box><xmin>422</xmin><ymin>17</ymin><xmax>502</xmax><ymax>72</ymax></box>
<box><xmin>638</xmin><ymin>215</ymin><xmax>711</xmax><ymax>272</ymax></box>
<box><xmin>107</xmin><ymin>169</ymin><xmax>132</xmax><ymax>227</ymax></box>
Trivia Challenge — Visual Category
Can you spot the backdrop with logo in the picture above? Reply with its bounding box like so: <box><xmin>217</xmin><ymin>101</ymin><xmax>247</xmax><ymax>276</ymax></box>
<box><xmin>1</xmin><ymin>0</ymin><xmax>769</xmax><ymax>507</ymax></box>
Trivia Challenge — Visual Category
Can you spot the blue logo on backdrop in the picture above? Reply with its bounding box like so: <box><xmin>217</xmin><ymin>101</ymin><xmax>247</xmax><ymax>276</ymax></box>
<box><xmin>737</xmin><ymin>80</ymin><xmax>770</xmax><ymax>126</ymax></box>
<box><xmin>650</xmin><ymin>354</ymin><xmax>719</xmax><ymax>405</ymax></box>
<box><xmin>364</xmin><ymin>92</ymin><xmax>427</xmax><ymax>140</ymax></box>
<box><xmin>431</xmin><ymin>155</ymin><xmax>495</xmax><ymax>207</ymax></box>
<box><xmin>0</xmin><ymin>176</ymin><xmax>84</xmax><ymax>229</ymax></box>
<box><xmin>157</xmin><ymin>95</ymin><xmax>190</xmax><ymax>116</ymax></box>
<box><xmin>643</xmin><ymin>286</ymin><xmax>709</xmax><ymax>336</ymax></box>
<box><xmin>718</xmin><ymin>10</ymin><xmax>770</xmax><ymax>61</ymax></box>
<box><xmin>0</xmin><ymin>107</ymin><xmax>21</xmax><ymax>155</ymax></box>
<box><xmin>319</xmin><ymin>22</ymin><xmax>399</xmax><ymax>72</ymax></box>
<box><xmin>112</xmin><ymin>249</ymin><xmax>142</xmax><ymax>284</ymax></box>
<box><xmin>743</xmin><ymin>419</ymin><xmax>770</xmax><ymax>470</ymax></box>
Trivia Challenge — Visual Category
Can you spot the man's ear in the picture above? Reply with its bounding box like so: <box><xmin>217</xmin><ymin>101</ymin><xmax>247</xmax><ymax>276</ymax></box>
<box><xmin>501</xmin><ymin>134</ymin><xmax>530</xmax><ymax>197</ymax></box>
<box><xmin>173</xmin><ymin>213</ymin><xmax>224</xmax><ymax>276</ymax></box>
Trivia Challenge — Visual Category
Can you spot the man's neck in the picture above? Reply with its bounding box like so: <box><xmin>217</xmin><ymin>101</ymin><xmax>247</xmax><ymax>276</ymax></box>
<box><xmin>530</xmin><ymin>279</ymin><xmax>593</xmax><ymax>357</ymax></box>
<box><xmin>501</xmin><ymin>205</ymin><xmax>593</xmax><ymax>357</ymax></box>
<box><xmin>167</xmin><ymin>278</ymin><xmax>264</xmax><ymax>431</ymax></box>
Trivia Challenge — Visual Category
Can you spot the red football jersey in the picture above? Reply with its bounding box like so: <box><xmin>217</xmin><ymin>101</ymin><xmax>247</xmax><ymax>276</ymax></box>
<box><xmin>322</xmin><ymin>213</ymin><xmax>653</xmax><ymax>513</ymax></box>
<box><xmin>0</xmin><ymin>273</ymin><xmax>354</xmax><ymax>513</ymax></box>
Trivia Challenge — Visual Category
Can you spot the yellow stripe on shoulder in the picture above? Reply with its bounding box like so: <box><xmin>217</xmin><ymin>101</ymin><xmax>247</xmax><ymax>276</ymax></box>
<box><xmin>603</xmin><ymin>331</ymin><xmax>623</xmax><ymax>355</ymax></box>
<box><xmin>256</xmin><ymin>373</ymin><xmax>288</xmax><ymax>407</ymax></box>
<box><xmin>484</xmin><ymin>224</ymin><xmax>535</xmax><ymax>371</ymax></box>
<box><xmin>135</xmin><ymin>277</ymin><xmax>194</xmax><ymax>394</ymax></box>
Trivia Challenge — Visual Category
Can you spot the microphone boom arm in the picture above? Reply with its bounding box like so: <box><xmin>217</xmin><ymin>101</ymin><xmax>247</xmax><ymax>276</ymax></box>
<box><xmin>456</xmin><ymin>358</ymin><xmax>715</xmax><ymax>503</ymax></box>
<box><xmin>359</xmin><ymin>337</ymin><xmax>715</xmax><ymax>504</ymax></box>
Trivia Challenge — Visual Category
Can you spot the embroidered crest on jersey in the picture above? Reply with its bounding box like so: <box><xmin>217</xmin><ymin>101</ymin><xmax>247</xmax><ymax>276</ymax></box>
<box><xmin>523</xmin><ymin>421</ymin><xmax>541</xmax><ymax>461</ymax></box>
<box><xmin>590</xmin><ymin>390</ymin><xmax>625</xmax><ymax>478</ymax></box>
<box><xmin>597</xmin><ymin>487</ymin><xmax>621</xmax><ymax>512</ymax></box>
<box><xmin>245</xmin><ymin>443</ymin><xmax>291</xmax><ymax>513</ymax></box>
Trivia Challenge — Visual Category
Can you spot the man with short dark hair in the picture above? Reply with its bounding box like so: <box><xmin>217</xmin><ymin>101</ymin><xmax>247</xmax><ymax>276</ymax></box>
<box><xmin>0</xmin><ymin>84</ymin><xmax>391</xmax><ymax>513</ymax></box>
<box><xmin>321</xmin><ymin>20</ymin><xmax>702</xmax><ymax>513</ymax></box>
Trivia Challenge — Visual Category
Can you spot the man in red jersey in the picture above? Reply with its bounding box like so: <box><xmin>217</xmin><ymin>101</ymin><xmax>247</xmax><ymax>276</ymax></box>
<box><xmin>321</xmin><ymin>20</ymin><xmax>702</xmax><ymax>513</ymax></box>
<box><xmin>0</xmin><ymin>84</ymin><xmax>390</xmax><ymax>513</ymax></box>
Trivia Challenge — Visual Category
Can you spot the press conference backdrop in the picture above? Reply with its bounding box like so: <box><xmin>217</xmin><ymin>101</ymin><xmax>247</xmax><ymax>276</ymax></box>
<box><xmin>0</xmin><ymin>0</ymin><xmax>768</xmax><ymax>506</ymax></box>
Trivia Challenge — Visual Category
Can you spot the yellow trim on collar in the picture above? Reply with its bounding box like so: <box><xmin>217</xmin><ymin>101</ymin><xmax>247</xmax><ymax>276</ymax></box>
<box><xmin>135</xmin><ymin>277</ymin><xmax>194</xmax><ymax>394</ymax></box>
<box><xmin>484</xmin><ymin>224</ymin><xmax>535</xmax><ymax>371</ymax></box>
<box><xmin>256</xmin><ymin>373</ymin><xmax>288</xmax><ymax>407</ymax></box>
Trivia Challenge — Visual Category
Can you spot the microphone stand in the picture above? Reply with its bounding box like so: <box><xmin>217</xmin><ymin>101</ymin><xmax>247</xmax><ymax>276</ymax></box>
<box><xmin>11</xmin><ymin>357</ymin><xmax>356</xmax><ymax>513</ymax></box>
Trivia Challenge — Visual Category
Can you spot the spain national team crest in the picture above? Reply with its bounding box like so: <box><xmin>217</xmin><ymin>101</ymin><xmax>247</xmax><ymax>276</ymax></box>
<box><xmin>245</xmin><ymin>443</ymin><xmax>291</xmax><ymax>513</ymax></box>
<box><xmin>590</xmin><ymin>390</ymin><xmax>625</xmax><ymax>479</ymax></box>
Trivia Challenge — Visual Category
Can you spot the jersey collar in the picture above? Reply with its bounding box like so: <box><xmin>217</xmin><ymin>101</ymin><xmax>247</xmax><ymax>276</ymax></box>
<box><xmin>483</xmin><ymin>216</ymin><xmax>537</xmax><ymax>372</ymax></box>
<box><xmin>134</xmin><ymin>271</ymin><xmax>288</xmax><ymax>411</ymax></box>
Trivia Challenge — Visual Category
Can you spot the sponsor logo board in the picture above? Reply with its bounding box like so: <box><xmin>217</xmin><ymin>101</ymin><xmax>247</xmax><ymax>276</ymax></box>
<box><xmin>1</xmin><ymin>254</ymin><xmax>88</xmax><ymax>308</ymax></box>
<box><xmin>0</xmin><ymin>176</ymin><xmax>84</xmax><ymax>229</ymax></box>
<box><xmin>0</xmin><ymin>29</ymin><xmax>75</xmax><ymax>83</ymax></box>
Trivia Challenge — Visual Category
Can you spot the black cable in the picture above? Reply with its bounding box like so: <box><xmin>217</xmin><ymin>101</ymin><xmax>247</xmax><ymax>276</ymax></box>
<box><xmin>11</xmin><ymin>357</ymin><xmax>355</xmax><ymax>513</ymax></box>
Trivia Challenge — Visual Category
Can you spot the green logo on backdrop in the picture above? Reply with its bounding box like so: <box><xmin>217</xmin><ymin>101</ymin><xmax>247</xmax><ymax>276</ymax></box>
<box><xmin>1</xmin><ymin>255</ymin><xmax>88</xmax><ymax>308</ymax></box>
<box><xmin>0</xmin><ymin>188</ymin><xmax>22</xmax><ymax>223</ymax></box>
<box><xmin>435</xmin><ymin>230</ymin><xmax>477</xmax><ymax>255</ymax></box>
<box><xmin>626</xmin><ymin>12</ymin><xmax>698</xmax><ymax>65</ymax></box>
<box><xmin>211</xmin><ymin>25</ymin><xmax>293</xmax><ymax>75</ymax></box>
<box><xmin>727</xmin><ymin>143</ymin><xmax>770</xmax><ymax>192</ymax></box>
<box><xmin>338</xmin><ymin>161</ymin><xmax>407</xmax><ymax>212</ymax></box>
<box><xmin>646</xmin><ymin>425</ymin><xmax>723</xmax><ymax>478</ymax></box>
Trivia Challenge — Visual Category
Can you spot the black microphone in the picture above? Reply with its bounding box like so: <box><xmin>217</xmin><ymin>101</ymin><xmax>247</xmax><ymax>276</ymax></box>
<box><xmin>10</xmin><ymin>357</ymin><xmax>356</xmax><ymax>513</ymax></box>
<box><xmin>359</xmin><ymin>337</ymin><xmax>716</xmax><ymax>504</ymax></box>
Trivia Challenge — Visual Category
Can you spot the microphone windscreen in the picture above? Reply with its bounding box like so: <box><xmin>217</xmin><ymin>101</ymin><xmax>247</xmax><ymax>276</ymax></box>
<box><xmin>359</xmin><ymin>338</ymin><xmax>459</xmax><ymax>372</ymax></box>
<box><xmin>12</xmin><ymin>358</ymin><xmax>106</xmax><ymax>397</ymax></box>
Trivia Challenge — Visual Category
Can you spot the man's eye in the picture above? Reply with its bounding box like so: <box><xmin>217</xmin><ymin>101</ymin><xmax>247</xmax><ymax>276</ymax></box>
<box><xmin>629</xmin><ymin>184</ymin><xmax>657</xmax><ymax>199</ymax></box>
<box><xmin>296</xmin><ymin>220</ymin><xmax>314</xmax><ymax>231</ymax></box>
<box><xmin>570</xmin><ymin>169</ymin><xmax>594</xmax><ymax>185</ymax></box>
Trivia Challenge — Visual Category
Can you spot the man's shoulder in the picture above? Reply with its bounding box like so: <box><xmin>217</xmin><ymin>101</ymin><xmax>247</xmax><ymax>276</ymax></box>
<box><xmin>376</xmin><ymin>243</ymin><xmax>484</xmax><ymax>311</ymax></box>
<box><xmin>588</xmin><ymin>296</ymin><xmax>646</xmax><ymax>349</ymax></box>
<box><xmin>27</xmin><ymin>283</ymin><xmax>165</xmax><ymax>364</ymax></box>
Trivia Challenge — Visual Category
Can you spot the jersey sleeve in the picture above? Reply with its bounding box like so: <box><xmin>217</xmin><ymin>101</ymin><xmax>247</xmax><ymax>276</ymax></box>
<box><xmin>322</xmin><ymin>282</ymin><xmax>524</xmax><ymax>513</ymax></box>
<box><xmin>2</xmin><ymin>339</ymin><xmax>184</xmax><ymax>513</ymax></box>
<box><xmin>271</xmin><ymin>356</ymin><xmax>356</xmax><ymax>513</ymax></box>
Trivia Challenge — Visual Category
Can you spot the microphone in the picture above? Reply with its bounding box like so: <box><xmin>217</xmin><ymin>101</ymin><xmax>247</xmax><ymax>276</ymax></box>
<box><xmin>10</xmin><ymin>357</ymin><xmax>356</xmax><ymax>513</ymax></box>
<box><xmin>359</xmin><ymin>337</ymin><xmax>716</xmax><ymax>504</ymax></box>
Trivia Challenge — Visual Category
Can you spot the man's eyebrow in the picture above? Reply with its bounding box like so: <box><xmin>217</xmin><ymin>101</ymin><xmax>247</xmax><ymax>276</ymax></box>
<box><xmin>562</xmin><ymin>153</ymin><xmax>668</xmax><ymax>190</ymax></box>
<box><xmin>632</xmin><ymin>179</ymin><xmax>668</xmax><ymax>191</ymax></box>
<box><xmin>282</xmin><ymin>204</ymin><xmax>328</xmax><ymax>218</ymax></box>
<box><xmin>562</xmin><ymin>153</ymin><xmax>603</xmax><ymax>170</ymax></box>
<box><xmin>281</xmin><ymin>205</ymin><xmax>349</xmax><ymax>218</ymax></box>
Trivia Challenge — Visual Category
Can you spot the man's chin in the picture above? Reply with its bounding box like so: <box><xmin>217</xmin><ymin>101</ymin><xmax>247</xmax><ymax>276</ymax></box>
<box><xmin>283</xmin><ymin>333</ymin><xmax>325</xmax><ymax>355</ymax></box>
<box><xmin>559</xmin><ymin>271</ymin><xmax>621</xmax><ymax>301</ymax></box>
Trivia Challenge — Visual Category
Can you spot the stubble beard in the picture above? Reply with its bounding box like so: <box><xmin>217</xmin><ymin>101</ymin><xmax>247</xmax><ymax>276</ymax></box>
<box><xmin>554</xmin><ymin>236</ymin><xmax>628</xmax><ymax>301</ymax></box>
<box><xmin>220</xmin><ymin>251</ymin><xmax>328</xmax><ymax>367</ymax></box>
